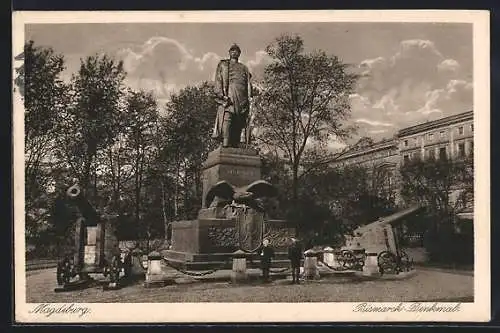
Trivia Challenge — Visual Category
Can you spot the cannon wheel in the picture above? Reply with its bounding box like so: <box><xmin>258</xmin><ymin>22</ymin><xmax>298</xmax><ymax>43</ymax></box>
<box><xmin>398</xmin><ymin>250</ymin><xmax>412</xmax><ymax>272</ymax></box>
<box><xmin>340</xmin><ymin>250</ymin><xmax>356</xmax><ymax>269</ymax></box>
<box><xmin>56</xmin><ymin>263</ymin><xmax>64</xmax><ymax>285</ymax></box>
<box><xmin>356</xmin><ymin>252</ymin><xmax>366</xmax><ymax>270</ymax></box>
<box><xmin>377</xmin><ymin>251</ymin><xmax>398</xmax><ymax>275</ymax></box>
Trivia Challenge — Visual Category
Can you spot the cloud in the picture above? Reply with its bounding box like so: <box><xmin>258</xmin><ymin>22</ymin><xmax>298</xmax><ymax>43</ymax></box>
<box><xmin>115</xmin><ymin>36</ymin><xmax>272</xmax><ymax>101</ymax></box>
<box><xmin>351</xmin><ymin>38</ymin><xmax>472</xmax><ymax>141</ymax></box>
<box><xmin>415</xmin><ymin>79</ymin><xmax>473</xmax><ymax>116</ymax></box>
<box><xmin>116</xmin><ymin>37</ymin><xmax>221</xmax><ymax>99</ymax></box>
<box><xmin>245</xmin><ymin>50</ymin><xmax>273</xmax><ymax>81</ymax></box>
<box><xmin>438</xmin><ymin>59</ymin><xmax>460</xmax><ymax>72</ymax></box>
<box><xmin>355</xmin><ymin>119</ymin><xmax>394</xmax><ymax>127</ymax></box>
<box><xmin>368</xmin><ymin>129</ymin><xmax>388</xmax><ymax>134</ymax></box>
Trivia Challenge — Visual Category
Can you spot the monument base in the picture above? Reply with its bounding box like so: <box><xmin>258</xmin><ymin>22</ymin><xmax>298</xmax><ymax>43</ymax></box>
<box><xmin>163</xmin><ymin>146</ymin><xmax>296</xmax><ymax>272</ymax></box>
<box><xmin>163</xmin><ymin>218</ymin><xmax>295</xmax><ymax>270</ymax></box>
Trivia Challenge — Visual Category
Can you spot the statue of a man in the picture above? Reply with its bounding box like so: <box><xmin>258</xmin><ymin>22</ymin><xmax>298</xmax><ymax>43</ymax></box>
<box><xmin>212</xmin><ymin>44</ymin><xmax>253</xmax><ymax>148</ymax></box>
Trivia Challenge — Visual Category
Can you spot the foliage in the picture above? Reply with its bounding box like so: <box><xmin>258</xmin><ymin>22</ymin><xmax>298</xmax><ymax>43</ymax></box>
<box><xmin>155</xmin><ymin>82</ymin><xmax>219</xmax><ymax>220</ymax></box>
<box><xmin>400</xmin><ymin>153</ymin><xmax>474</xmax><ymax>264</ymax></box>
<box><xmin>261</xmin><ymin>150</ymin><xmax>397</xmax><ymax>244</ymax></box>
<box><xmin>23</xmin><ymin>41</ymin><xmax>69</xmax><ymax>241</ymax></box>
<box><xmin>55</xmin><ymin>54</ymin><xmax>127</xmax><ymax>199</ymax></box>
<box><xmin>254</xmin><ymin>35</ymin><xmax>357</xmax><ymax>192</ymax></box>
<box><xmin>253</xmin><ymin>34</ymin><xmax>358</xmax><ymax>232</ymax></box>
<box><xmin>400</xmin><ymin>154</ymin><xmax>473</xmax><ymax>224</ymax></box>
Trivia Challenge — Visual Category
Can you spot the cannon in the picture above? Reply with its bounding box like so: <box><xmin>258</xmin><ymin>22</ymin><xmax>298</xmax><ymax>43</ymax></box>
<box><xmin>343</xmin><ymin>205</ymin><xmax>423</xmax><ymax>275</ymax></box>
<box><xmin>55</xmin><ymin>183</ymin><xmax>132</xmax><ymax>292</ymax></box>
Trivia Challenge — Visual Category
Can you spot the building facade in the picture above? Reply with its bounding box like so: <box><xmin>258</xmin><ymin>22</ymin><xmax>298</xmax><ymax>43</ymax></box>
<box><xmin>332</xmin><ymin>110</ymin><xmax>474</xmax><ymax>204</ymax></box>
<box><xmin>398</xmin><ymin>110</ymin><xmax>474</xmax><ymax>163</ymax></box>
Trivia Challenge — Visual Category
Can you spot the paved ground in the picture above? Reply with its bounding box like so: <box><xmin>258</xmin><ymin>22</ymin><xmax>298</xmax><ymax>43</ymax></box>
<box><xmin>25</xmin><ymin>267</ymin><xmax>474</xmax><ymax>303</ymax></box>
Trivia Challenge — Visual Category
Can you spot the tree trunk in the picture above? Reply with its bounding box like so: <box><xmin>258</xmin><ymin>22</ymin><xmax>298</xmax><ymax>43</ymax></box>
<box><xmin>160</xmin><ymin>179</ymin><xmax>169</xmax><ymax>238</ymax></box>
<box><xmin>292</xmin><ymin>161</ymin><xmax>299</xmax><ymax>236</ymax></box>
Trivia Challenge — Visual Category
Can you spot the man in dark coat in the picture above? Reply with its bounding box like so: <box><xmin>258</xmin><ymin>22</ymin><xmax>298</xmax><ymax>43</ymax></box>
<box><xmin>288</xmin><ymin>238</ymin><xmax>303</xmax><ymax>284</ymax></box>
<box><xmin>259</xmin><ymin>239</ymin><xmax>274</xmax><ymax>282</ymax></box>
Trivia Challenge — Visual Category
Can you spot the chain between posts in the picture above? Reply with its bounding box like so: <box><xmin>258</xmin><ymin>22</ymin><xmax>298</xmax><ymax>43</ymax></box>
<box><xmin>318</xmin><ymin>258</ymin><xmax>353</xmax><ymax>272</ymax></box>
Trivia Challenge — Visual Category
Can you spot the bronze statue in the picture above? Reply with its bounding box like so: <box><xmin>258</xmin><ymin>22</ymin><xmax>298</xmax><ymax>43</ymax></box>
<box><xmin>212</xmin><ymin>44</ymin><xmax>253</xmax><ymax>148</ymax></box>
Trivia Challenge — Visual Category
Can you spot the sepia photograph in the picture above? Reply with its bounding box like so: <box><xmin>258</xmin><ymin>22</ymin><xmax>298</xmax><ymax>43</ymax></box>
<box><xmin>12</xmin><ymin>10</ymin><xmax>490</xmax><ymax>323</ymax></box>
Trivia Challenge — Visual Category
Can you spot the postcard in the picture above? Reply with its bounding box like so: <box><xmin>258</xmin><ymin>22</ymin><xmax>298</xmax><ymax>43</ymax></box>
<box><xmin>12</xmin><ymin>10</ymin><xmax>490</xmax><ymax>323</ymax></box>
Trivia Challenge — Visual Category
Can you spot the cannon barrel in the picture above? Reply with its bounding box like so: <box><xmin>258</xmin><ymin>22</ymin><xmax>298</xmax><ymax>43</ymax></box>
<box><xmin>66</xmin><ymin>184</ymin><xmax>99</xmax><ymax>225</ymax></box>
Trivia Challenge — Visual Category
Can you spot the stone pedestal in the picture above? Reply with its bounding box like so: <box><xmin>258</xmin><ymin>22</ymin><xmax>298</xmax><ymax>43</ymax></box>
<box><xmin>304</xmin><ymin>250</ymin><xmax>320</xmax><ymax>280</ymax></box>
<box><xmin>322</xmin><ymin>247</ymin><xmax>337</xmax><ymax>267</ymax></box>
<box><xmin>231</xmin><ymin>250</ymin><xmax>248</xmax><ymax>284</ymax></box>
<box><xmin>201</xmin><ymin>147</ymin><xmax>262</xmax><ymax>208</ymax></box>
<box><xmin>144</xmin><ymin>251</ymin><xmax>172</xmax><ymax>288</ymax></box>
<box><xmin>362</xmin><ymin>252</ymin><xmax>381</xmax><ymax>277</ymax></box>
<box><xmin>163</xmin><ymin>146</ymin><xmax>296</xmax><ymax>271</ymax></box>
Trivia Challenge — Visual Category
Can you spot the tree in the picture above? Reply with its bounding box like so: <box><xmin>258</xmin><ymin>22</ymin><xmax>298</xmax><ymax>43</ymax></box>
<box><xmin>253</xmin><ymin>34</ymin><xmax>358</xmax><ymax>228</ymax></box>
<box><xmin>56</xmin><ymin>54</ymin><xmax>127</xmax><ymax>202</ymax></box>
<box><xmin>22</xmin><ymin>40</ymin><xmax>69</xmax><ymax>242</ymax></box>
<box><xmin>399</xmin><ymin>153</ymin><xmax>474</xmax><ymax>263</ymax></box>
<box><xmin>400</xmin><ymin>154</ymin><xmax>472</xmax><ymax>225</ymax></box>
<box><xmin>123</xmin><ymin>90</ymin><xmax>159</xmax><ymax>241</ymax></box>
<box><xmin>154</xmin><ymin>82</ymin><xmax>218</xmax><ymax>220</ymax></box>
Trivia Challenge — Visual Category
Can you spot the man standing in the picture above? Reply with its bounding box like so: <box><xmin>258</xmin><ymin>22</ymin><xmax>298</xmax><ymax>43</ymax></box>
<box><xmin>288</xmin><ymin>238</ymin><xmax>302</xmax><ymax>284</ymax></box>
<box><xmin>213</xmin><ymin>43</ymin><xmax>253</xmax><ymax>148</ymax></box>
<box><xmin>259</xmin><ymin>239</ymin><xmax>274</xmax><ymax>282</ymax></box>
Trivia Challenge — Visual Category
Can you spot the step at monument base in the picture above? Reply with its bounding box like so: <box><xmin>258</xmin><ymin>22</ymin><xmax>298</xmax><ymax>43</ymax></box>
<box><xmin>163</xmin><ymin>250</ymin><xmax>292</xmax><ymax>271</ymax></box>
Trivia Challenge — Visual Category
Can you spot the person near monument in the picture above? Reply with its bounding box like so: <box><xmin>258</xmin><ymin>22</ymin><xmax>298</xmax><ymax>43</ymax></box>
<box><xmin>287</xmin><ymin>237</ymin><xmax>303</xmax><ymax>284</ymax></box>
<box><xmin>212</xmin><ymin>43</ymin><xmax>253</xmax><ymax>148</ymax></box>
<box><xmin>259</xmin><ymin>238</ymin><xmax>274</xmax><ymax>282</ymax></box>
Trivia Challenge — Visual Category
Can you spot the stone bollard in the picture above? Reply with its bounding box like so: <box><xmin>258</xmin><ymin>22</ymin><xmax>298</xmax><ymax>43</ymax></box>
<box><xmin>303</xmin><ymin>249</ymin><xmax>320</xmax><ymax>280</ymax></box>
<box><xmin>144</xmin><ymin>251</ymin><xmax>170</xmax><ymax>288</ymax></box>
<box><xmin>362</xmin><ymin>252</ymin><xmax>381</xmax><ymax>277</ymax></box>
<box><xmin>322</xmin><ymin>247</ymin><xmax>336</xmax><ymax>267</ymax></box>
<box><xmin>231</xmin><ymin>250</ymin><xmax>249</xmax><ymax>284</ymax></box>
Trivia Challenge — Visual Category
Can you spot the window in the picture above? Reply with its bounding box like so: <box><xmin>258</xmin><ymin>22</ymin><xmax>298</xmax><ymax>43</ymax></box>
<box><xmin>458</xmin><ymin>126</ymin><xmax>464</xmax><ymax>135</ymax></box>
<box><xmin>404</xmin><ymin>140</ymin><xmax>408</xmax><ymax>147</ymax></box>
<box><xmin>439</xmin><ymin>147</ymin><xmax>447</xmax><ymax>160</ymax></box>
<box><xmin>424</xmin><ymin>149</ymin><xmax>430</xmax><ymax>159</ymax></box>
<box><xmin>470</xmin><ymin>124</ymin><xmax>474</xmax><ymax>132</ymax></box>
<box><xmin>440</xmin><ymin>131</ymin><xmax>445</xmax><ymax>138</ymax></box>
<box><xmin>428</xmin><ymin>133</ymin><xmax>434</xmax><ymax>141</ymax></box>
<box><xmin>403</xmin><ymin>155</ymin><xmax>409</xmax><ymax>163</ymax></box>
<box><xmin>469</xmin><ymin>141</ymin><xmax>474</xmax><ymax>155</ymax></box>
<box><xmin>458</xmin><ymin>143</ymin><xmax>465</xmax><ymax>157</ymax></box>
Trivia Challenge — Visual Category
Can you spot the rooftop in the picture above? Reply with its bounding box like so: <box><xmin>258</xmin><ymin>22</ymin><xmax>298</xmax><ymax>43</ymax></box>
<box><xmin>397</xmin><ymin>110</ymin><xmax>473</xmax><ymax>137</ymax></box>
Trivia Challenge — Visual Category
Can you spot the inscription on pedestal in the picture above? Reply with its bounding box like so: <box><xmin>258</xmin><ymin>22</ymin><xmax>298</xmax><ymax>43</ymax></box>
<box><xmin>207</xmin><ymin>226</ymin><xmax>238</xmax><ymax>247</ymax></box>
<box><xmin>263</xmin><ymin>225</ymin><xmax>295</xmax><ymax>249</ymax></box>
<box><xmin>201</xmin><ymin>148</ymin><xmax>262</xmax><ymax>208</ymax></box>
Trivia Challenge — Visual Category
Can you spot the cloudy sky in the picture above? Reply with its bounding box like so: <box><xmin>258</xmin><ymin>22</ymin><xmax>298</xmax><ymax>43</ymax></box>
<box><xmin>25</xmin><ymin>22</ymin><xmax>473</xmax><ymax>144</ymax></box>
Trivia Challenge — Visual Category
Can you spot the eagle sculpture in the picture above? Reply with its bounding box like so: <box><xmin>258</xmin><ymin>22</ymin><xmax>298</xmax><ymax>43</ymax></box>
<box><xmin>204</xmin><ymin>179</ymin><xmax>278</xmax><ymax>211</ymax></box>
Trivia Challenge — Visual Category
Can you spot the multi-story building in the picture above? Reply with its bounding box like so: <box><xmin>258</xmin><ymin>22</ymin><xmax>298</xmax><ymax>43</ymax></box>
<box><xmin>398</xmin><ymin>110</ymin><xmax>473</xmax><ymax>163</ymax></box>
<box><xmin>331</xmin><ymin>110</ymin><xmax>474</xmax><ymax>204</ymax></box>
<box><xmin>333</xmin><ymin>138</ymin><xmax>399</xmax><ymax>199</ymax></box>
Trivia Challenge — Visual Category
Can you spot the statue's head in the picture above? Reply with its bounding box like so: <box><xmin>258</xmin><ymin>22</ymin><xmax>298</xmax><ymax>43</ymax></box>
<box><xmin>228</xmin><ymin>43</ymin><xmax>241</xmax><ymax>59</ymax></box>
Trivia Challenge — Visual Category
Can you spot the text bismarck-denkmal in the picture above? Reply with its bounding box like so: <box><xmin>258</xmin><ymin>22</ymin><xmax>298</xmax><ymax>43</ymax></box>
<box><xmin>353</xmin><ymin>302</ymin><xmax>462</xmax><ymax>313</ymax></box>
<box><xmin>29</xmin><ymin>303</ymin><xmax>91</xmax><ymax>317</ymax></box>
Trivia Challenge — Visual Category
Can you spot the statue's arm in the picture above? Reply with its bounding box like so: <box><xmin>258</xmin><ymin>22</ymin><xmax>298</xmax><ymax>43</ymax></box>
<box><xmin>247</xmin><ymin>69</ymin><xmax>253</xmax><ymax>99</ymax></box>
<box><xmin>215</xmin><ymin>61</ymin><xmax>225</xmax><ymax>98</ymax></box>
